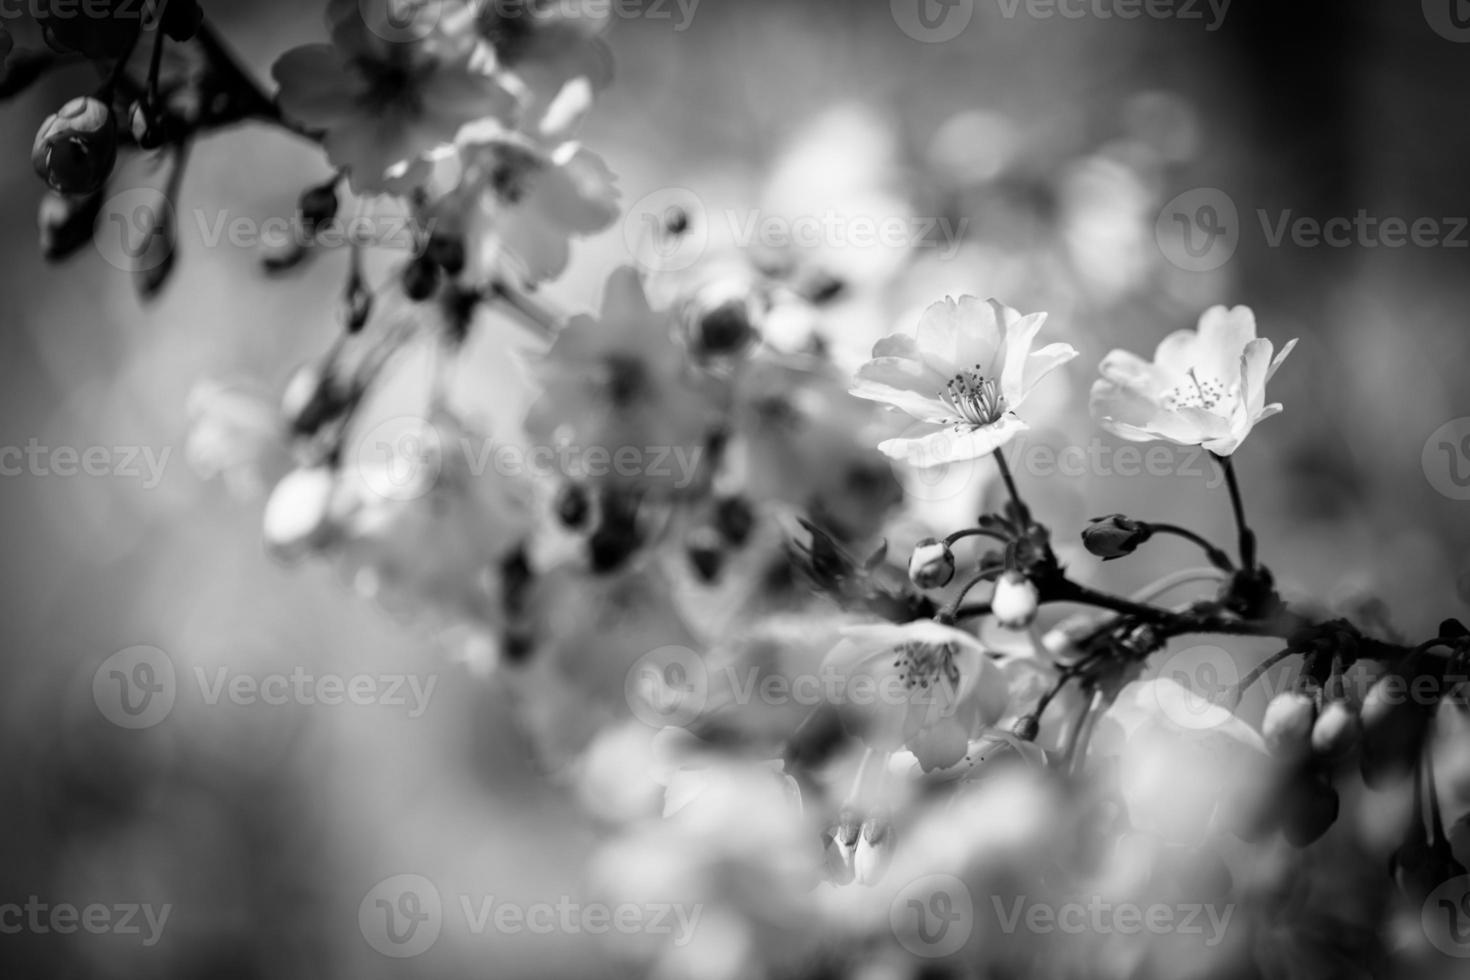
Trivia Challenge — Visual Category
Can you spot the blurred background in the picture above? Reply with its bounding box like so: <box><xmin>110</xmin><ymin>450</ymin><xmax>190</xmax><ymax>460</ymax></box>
<box><xmin>1</xmin><ymin>0</ymin><xmax>1468</xmax><ymax>976</ymax></box>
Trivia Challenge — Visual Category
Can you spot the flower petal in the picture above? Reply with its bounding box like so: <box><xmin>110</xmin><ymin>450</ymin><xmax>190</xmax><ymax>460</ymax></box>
<box><xmin>877</xmin><ymin>416</ymin><xmax>1028</xmax><ymax>466</ymax></box>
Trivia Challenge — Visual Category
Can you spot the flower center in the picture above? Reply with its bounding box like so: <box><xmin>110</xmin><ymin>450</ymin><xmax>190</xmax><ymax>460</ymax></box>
<box><xmin>939</xmin><ymin>366</ymin><xmax>1006</xmax><ymax>428</ymax></box>
<box><xmin>599</xmin><ymin>354</ymin><xmax>648</xmax><ymax>409</ymax></box>
<box><xmin>1163</xmin><ymin>368</ymin><xmax>1230</xmax><ymax>413</ymax></box>
<box><xmin>891</xmin><ymin>641</ymin><xmax>961</xmax><ymax>693</ymax></box>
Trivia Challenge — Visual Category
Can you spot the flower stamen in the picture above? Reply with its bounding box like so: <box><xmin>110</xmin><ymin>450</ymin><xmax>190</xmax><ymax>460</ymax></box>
<box><xmin>891</xmin><ymin>640</ymin><xmax>961</xmax><ymax>692</ymax></box>
<box><xmin>939</xmin><ymin>365</ymin><xmax>1007</xmax><ymax>429</ymax></box>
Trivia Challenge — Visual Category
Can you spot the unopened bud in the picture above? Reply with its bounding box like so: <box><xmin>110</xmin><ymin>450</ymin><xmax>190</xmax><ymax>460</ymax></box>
<box><xmin>263</xmin><ymin>466</ymin><xmax>336</xmax><ymax>561</ymax></box>
<box><xmin>908</xmin><ymin>537</ymin><xmax>955</xmax><ymax>589</ymax></box>
<box><xmin>1082</xmin><ymin>514</ymin><xmax>1153</xmax><ymax>560</ymax></box>
<box><xmin>1262</xmin><ymin>691</ymin><xmax>1316</xmax><ymax>762</ymax></box>
<box><xmin>298</xmin><ymin>183</ymin><xmax>340</xmax><ymax>235</ymax></box>
<box><xmin>992</xmin><ymin>571</ymin><xmax>1038</xmax><ymax>629</ymax></box>
<box><xmin>1310</xmin><ymin>700</ymin><xmax>1361</xmax><ymax>760</ymax></box>
<box><xmin>853</xmin><ymin>815</ymin><xmax>893</xmax><ymax>886</ymax></box>
<box><xmin>38</xmin><ymin>189</ymin><xmax>103</xmax><ymax>261</ymax></box>
<box><xmin>33</xmin><ymin>97</ymin><xmax>118</xmax><ymax>195</ymax></box>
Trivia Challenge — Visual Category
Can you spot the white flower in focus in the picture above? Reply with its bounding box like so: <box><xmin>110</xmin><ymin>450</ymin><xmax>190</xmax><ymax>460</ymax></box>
<box><xmin>1089</xmin><ymin>305</ymin><xmax>1298</xmax><ymax>456</ymax></box>
<box><xmin>823</xmin><ymin>620</ymin><xmax>1009</xmax><ymax>772</ymax></box>
<box><xmin>851</xmin><ymin>296</ymin><xmax>1078</xmax><ymax>467</ymax></box>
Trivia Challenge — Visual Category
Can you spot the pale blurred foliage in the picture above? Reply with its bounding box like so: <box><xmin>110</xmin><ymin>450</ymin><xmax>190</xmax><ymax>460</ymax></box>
<box><xmin>1</xmin><ymin>2</ymin><xmax>1468</xmax><ymax>979</ymax></box>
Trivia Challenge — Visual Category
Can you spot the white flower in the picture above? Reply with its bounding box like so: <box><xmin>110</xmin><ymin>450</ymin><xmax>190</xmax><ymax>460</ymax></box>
<box><xmin>823</xmin><ymin>620</ymin><xmax>1009</xmax><ymax>772</ymax></box>
<box><xmin>850</xmin><ymin>296</ymin><xmax>1077</xmax><ymax>467</ymax></box>
<box><xmin>420</xmin><ymin>134</ymin><xmax>619</xmax><ymax>287</ymax></box>
<box><xmin>1089</xmin><ymin>305</ymin><xmax>1298</xmax><ymax>456</ymax></box>
<box><xmin>272</xmin><ymin>0</ymin><xmax>516</xmax><ymax>194</ymax></box>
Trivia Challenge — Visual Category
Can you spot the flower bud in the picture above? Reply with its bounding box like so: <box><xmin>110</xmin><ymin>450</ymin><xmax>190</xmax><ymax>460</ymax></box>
<box><xmin>823</xmin><ymin>807</ymin><xmax>863</xmax><ymax>886</ymax></box>
<box><xmin>298</xmin><ymin>183</ymin><xmax>340</xmax><ymax>236</ymax></box>
<box><xmin>853</xmin><ymin>814</ymin><xmax>894</xmax><ymax>886</ymax></box>
<box><xmin>1360</xmin><ymin>668</ymin><xmax>1437</xmax><ymax>789</ymax></box>
<box><xmin>992</xmin><ymin>571</ymin><xmax>1039</xmax><ymax>629</ymax></box>
<box><xmin>38</xmin><ymin>189</ymin><xmax>103</xmax><ymax>261</ymax></box>
<box><xmin>1082</xmin><ymin>514</ymin><xmax>1153</xmax><ymax>560</ymax></box>
<box><xmin>1282</xmin><ymin>775</ymin><xmax>1339</xmax><ymax>848</ymax></box>
<box><xmin>908</xmin><ymin>537</ymin><xmax>955</xmax><ymax>589</ymax></box>
<box><xmin>1262</xmin><ymin>691</ymin><xmax>1316</xmax><ymax>762</ymax></box>
<box><xmin>401</xmin><ymin>255</ymin><xmax>441</xmax><ymax>301</ymax></box>
<box><xmin>1310</xmin><ymin>700</ymin><xmax>1361</xmax><ymax>759</ymax></box>
<box><xmin>263</xmin><ymin>466</ymin><xmax>337</xmax><ymax>561</ymax></box>
<box><xmin>33</xmin><ymin>97</ymin><xmax>118</xmax><ymax>196</ymax></box>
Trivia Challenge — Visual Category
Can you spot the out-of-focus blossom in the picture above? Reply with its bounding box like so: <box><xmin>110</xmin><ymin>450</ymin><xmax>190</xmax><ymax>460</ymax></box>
<box><xmin>272</xmin><ymin>0</ymin><xmax>516</xmax><ymax>194</ymax></box>
<box><xmin>472</xmin><ymin>0</ymin><xmax>612</xmax><ymax>136</ymax></box>
<box><xmin>592</xmin><ymin>762</ymin><xmax>822</xmax><ymax>980</ymax></box>
<box><xmin>329</xmin><ymin>411</ymin><xmax>530</xmax><ymax>626</ymax></box>
<box><xmin>725</xmin><ymin>353</ymin><xmax>900</xmax><ymax>539</ymax></box>
<box><xmin>1090</xmin><ymin>305</ymin><xmax>1297</xmax><ymax>456</ymax></box>
<box><xmin>851</xmin><ymin>296</ymin><xmax>1078</xmax><ymax>467</ymax></box>
<box><xmin>420</xmin><ymin>132</ymin><xmax>619</xmax><ymax>287</ymax></box>
<box><xmin>524</xmin><ymin>267</ymin><xmax>718</xmax><ymax>495</ymax></box>
<box><xmin>509</xmin><ymin>561</ymin><xmax>702</xmax><ymax>762</ymax></box>
<box><xmin>185</xmin><ymin>380</ymin><xmax>290</xmax><ymax>498</ymax></box>
<box><xmin>1092</xmin><ymin>677</ymin><xmax>1270</xmax><ymax>845</ymax></box>
<box><xmin>823</xmin><ymin>620</ymin><xmax>1010</xmax><ymax>772</ymax></box>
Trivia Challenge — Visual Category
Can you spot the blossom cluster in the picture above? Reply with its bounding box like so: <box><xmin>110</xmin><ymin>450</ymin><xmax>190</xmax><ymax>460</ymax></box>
<box><xmin>11</xmin><ymin>3</ymin><xmax>1470</xmax><ymax>978</ymax></box>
